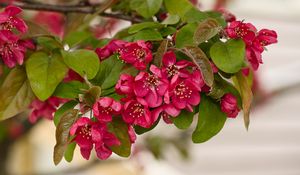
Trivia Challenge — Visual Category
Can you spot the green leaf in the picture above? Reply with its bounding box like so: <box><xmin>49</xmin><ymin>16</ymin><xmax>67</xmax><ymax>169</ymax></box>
<box><xmin>164</xmin><ymin>0</ymin><xmax>193</xmax><ymax>19</ymax></box>
<box><xmin>234</xmin><ymin>71</ymin><xmax>253</xmax><ymax>130</ymax></box>
<box><xmin>162</xmin><ymin>14</ymin><xmax>180</xmax><ymax>25</ymax></box>
<box><xmin>64</xmin><ymin>142</ymin><xmax>76</xmax><ymax>162</ymax></box>
<box><xmin>108</xmin><ymin>118</ymin><xmax>131</xmax><ymax>157</ymax></box>
<box><xmin>83</xmin><ymin>86</ymin><xmax>102</xmax><ymax>107</ymax></box>
<box><xmin>128</xmin><ymin>22</ymin><xmax>162</xmax><ymax>34</ymax></box>
<box><xmin>184</xmin><ymin>46</ymin><xmax>214</xmax><ymax>87</ymax></box>
<box><xmin>53</xmin><ymin>81</ymin><xmax>88</xmax><ymax>99</ymax></box>
<box><xmin>54</xmin><ymin>100</ymin><xmax>78</xmax><ymax>126</ymax></box>
<box><xmin>192</xmin><ymin>94</ymin><xmax>227</xmax><ymax>143</ymax></box>
<box><xmin>134</xmin><ymin>117</ymin><xmax>160</xmax><ymax>135</ymax></box>
<box><xmin>172</xmin><ymin>110</ymin><xmax>194</xmax><ymax>129</ymax></box>
<box><xmin>159</xmin><ymin>26</ymin><xmax>176</xmax><ymax>37</ymax></box>
<box><xmin>36</xmin><ymin>36</ymin><xmax>62</xmax><ymax>51</ymax></box>
<box><xmin>0</xmin><ymin>67</ymin><xmax>35</xmax><ymax>121</ymax></box>
<box><xmin>210</xmin><ymin>39</ymin><xmax>246</xmax><ymax>74</ymax></box>
<box><xmin>130</xmin><ymin>0</ymin><xmax>163</xmax><ymax>18</ymax></box>
<box><xmin>53</xmin><ymin>109</ymin><xmax>79</xmax><ymax>165</ymax></box>
<box><xmin>206</xmin><ymin>11</ymin><xmax>227</xmax><ymax>28</ymax></box>
<box><xmin>133</xmin><ymin>29</ymin><xmax>163</xmax><ymax>41</ymax></box>
<box><xmin>193</xmin><ymin>18</ymin><xmax>220</xmax><ymax>45</ymax></box>
<box><xmin>61</xmin><ymin>49</ymin><xmax>100</xmax><ymax>80</ymax></box>
<box><xmin>153</xmin><ymin>39</ymin><xmax>168</xmax><ymax>67</ymax></box>
<box><xmin>63</xmin><ymin>31</ymin><xmax>92</xmax><ymax>48</ymax></box>
<box><xmin>175</xmin><ymin>23</ymin><xmax>198</xmax><ymax>48</ymax></box>
<box><xmin>184</xmin><ymin>8</ymin><xmax>208</xmax><ymax>23</ymax></box>
<box><xmin>26</xmin><ymin>51</ymin><xmax>68</xmax><ymax>101</ymax></box>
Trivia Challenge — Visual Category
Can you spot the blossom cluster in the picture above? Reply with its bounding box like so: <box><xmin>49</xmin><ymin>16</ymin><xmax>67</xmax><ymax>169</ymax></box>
<box><xmin>225</xmin><ymin>20</ymin><xmax>278</xmax><ymax>71</ymax></box>
<box><xmin>0</xmin><ymin>6</ymin><xmax>34</xmax><ymax>68</ymax></box>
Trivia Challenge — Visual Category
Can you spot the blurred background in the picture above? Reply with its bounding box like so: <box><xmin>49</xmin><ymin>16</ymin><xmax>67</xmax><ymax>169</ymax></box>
<box><xmin>1</xmin><ymin>0</ymin><xmax>300</xmax><ymax>175</ymax></box>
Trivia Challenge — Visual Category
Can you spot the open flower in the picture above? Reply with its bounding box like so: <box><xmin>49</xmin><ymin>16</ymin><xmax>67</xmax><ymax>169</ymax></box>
<box><xmin>70</xmin><ymin>117</ymin><xmax>120</xmax><ymax>160</ymax></box>
<box><xmin>133</xmin><ymin>65</ymin><xmax>169</xmax><ymax>108</ymax></box>
<box><xmin>122</xmin><ymin>97</ymin><xmax>152</xmax><ymax>128</ymax></box>
<box><xmin>115</xmin><ymin>74</ymin><xmax>135</xmax><ymax>95</ymax></box>
<box><xmin>0</xmin><ymin>6</ymin><xmax>28</xmax><ymax>33</ymax></box>
<box><xmin>225</xmin><ymin>20</ymin><xmax>257</xmax><ymax>45</ymax></box>
<box><xmin>253</xmin><ymin>29</ymin><xmax>278</xmax><ymax>52</ymax></box>
<box><xmin>119</xmin><ymin>40</ymin><xmax>152</xmax><ymax>70</ymax></box>
<box><xmin>220</xmin><ymin>93</ymin><xmax>240</xmax><ymax>118</ymax></box>
<box><xmin>93</xmin><ymin>97</ymin><xmax>122</xmax><ymax>122</ymax></box>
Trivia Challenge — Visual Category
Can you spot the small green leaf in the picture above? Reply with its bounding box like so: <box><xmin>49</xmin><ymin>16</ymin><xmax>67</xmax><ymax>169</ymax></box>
<box><xmin>192</xmin><ymin>94</ymin><xmax>227</xmax><ymax>143</ymax></box>
<box><xmin>162</xmin><ymin>14</ymin><xmax>180</xmax><ymax>25</ymax></box>
<box><xmin>172</xmin><ymin>110</ymin><xmax>194</xmax><ymax>130</ymax></box>
<box><xmin>61</xmin><ymin>49</ymin><xmax>100</xmax><ymax>79</ymax></box>
<box><xmin>53</xmin><ymin>81</ymin><xmax>88</xmax><ymax>99</ymax></box>
<box><xmin>64</xmin><ymin>142</ymin><xmax>76</xmax><ymax>162</ymax></box>
<box><xmin>133</xmin><ymin>29</ymin><xmax>163</xmax><ymax>41</ymax></box>
<box><xmin>193</xmin><ymin>18</ymin><xmax>220</xmax><ymax>45</ymax></box>
<box><xmin>54</xmin><ymin>100</ymin><xmax>78</xmax><ymax>126</ymax></box>
<box><xmin>0</xmin><ymin>67</ymin><xmax>35</xmax><ymax>120</ymax></box>
<box><xmin>210</xmin><ymin>39</ymin><xmax>246</xmax><ymax>74</ymax></box>
<box><xmin>184</xmin><ymin>46</ymin><xmax>214</xmax><ymax>87</ymax></box>
<box><xmin>175</xmin><ymin>23</ymin><xmax>198</xmax><ymax>48</ymax></box>
<box><xmin>128</xmin><ymin>22</ymin><xmax>162</xmax><ymax>34</ymax></box>
<box><xmin>26</xmin><ymin>51</ymin><xmax>68</xmax><ymax>100</ymax></box>
<box><xmin>234</xmin><ymin>71</ymin><xmax>253</xmax><ymax>130</ymax></box>
<box><xmin>153</xmin><ymin>39</ymin><xmax>168</xmax><ymax>67</ymax></box>
<box><xmin>53</xmin><ymin>109</ymin><xmax>79</xmax><ymax>165</ymax></box>
<box><xmin>108</xmin><ymin>118</ymin><xmax>131</xmax><ymax>157</ymax></box>
<box><xmin>164</xmin><ymin>0</ymin><xmax>193</xmax><ymax>19</ymax></box>
<box><xmin>130</xmin><ymin>0</ymin><xmax>163</xmax><ymax>18</ymax></box>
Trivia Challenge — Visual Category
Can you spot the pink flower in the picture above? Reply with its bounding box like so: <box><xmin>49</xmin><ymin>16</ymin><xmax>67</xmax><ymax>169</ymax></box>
<box><xmin>162</xmin><ymin>51</ymin><xmax>191</xmax><ymax>79</ymax></box>
<box><xmin>0</xmin><ymin>6</ymin><xmax>28</xmax><ymax>33</ymax></box>
<box><xmin>252</xmin><ymin>29</ymin><xmax>278</xmax><ymax>52</ymax></box>
<box><xmin>133</xmin><ymin>65</ymin><xmax>169</xmax><ymax>108</ymax></box>
<box><xmin>70</xmin><ymin>117</ymin><xmax>120</xmax><ymax>160</ymax></box>
<box><xmin>128</xmin><ymin>125</ymin><xmax>137</xmax><ymax>143</ymax></box>
<box><xmin>119</xmin><ymin>40</ymin><xmax>153</xmax><ymax>70</ymax></box>
<box><xmin>29</xmin><ymin>97</ymin><xmax>66</xmax><ymax>123</ymax></box>
<box><xmin>95</xmin><ymin>39</ymin><xmax>127</xmax><ymax>60</ymax></box>
<box><xmin>115</xmin><ymin>74</ymin><xmax>134</xmax><ymax>95</ymax></box>
<box><xmin>220</xmin><ymin>93</ymin><xmax>240</xmax><ymax>118</ymax></box>
<box><xmin>93</xmin><ymin>97</ymin><xmax>122</xmax><ymax>122</ymax></box>
<box><xmin>152</xmin><ymin>104</ymin><xmax>181</xmax><ymax>123</ymax></box>
<box><xmin>122</xmin><ymin>97</ymin><xmax>153</xmax><ymax>128</ymax></box>
<box><xmin>246</xmin><ymin>46</ymin><xmax>262</xmax><ymax>70</ymax></box>
<box><xmin>225</xmin><ymin>21</ymin><xmax>257</xmax><ymax>45</ymax></box>
<box><xmin>63</xmin><ymin>69</ymin><xmax>84</xmax><ymax>82</ymax></box>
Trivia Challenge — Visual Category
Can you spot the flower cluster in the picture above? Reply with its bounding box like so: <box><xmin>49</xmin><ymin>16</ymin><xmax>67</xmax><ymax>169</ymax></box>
<box><xmin>226</xmin><ymin>20</ymin><xmax>278</xmax><ymax>70</ymax></box>
<box><xmin>0</xmin><ymin>6</ymin><xmax>34</xmax><ymax>68</ymax></box>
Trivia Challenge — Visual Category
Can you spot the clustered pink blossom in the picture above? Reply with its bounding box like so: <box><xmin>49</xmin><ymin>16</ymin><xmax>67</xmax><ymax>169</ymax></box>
<box><xmin>225</xmin><ymin>20</ymin><xmax>278</xmax><ymax>70</ymax></box>
<box><xmin>220</xmin><ymin>93</ymin><xmax>240</xmax><ymax>118</ymax></box>
<box><xmin>0</xmin><ymin>6</ymin><xmax>35</xmax><ymax>68</ymax></box>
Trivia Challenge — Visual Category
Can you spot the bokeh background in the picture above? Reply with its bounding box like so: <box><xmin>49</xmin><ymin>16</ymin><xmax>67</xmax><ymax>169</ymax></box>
<box><xmin>1</xmin><ymin>0</ymin><xmax>300</xmax><ymax>175</ymax></box>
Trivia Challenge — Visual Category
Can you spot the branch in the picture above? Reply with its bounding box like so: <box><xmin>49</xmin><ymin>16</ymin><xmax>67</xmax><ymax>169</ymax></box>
<box><xmin>0</xmin><ymin>2</ymin><xmax>142</xmax><ymax>23</ymax></box>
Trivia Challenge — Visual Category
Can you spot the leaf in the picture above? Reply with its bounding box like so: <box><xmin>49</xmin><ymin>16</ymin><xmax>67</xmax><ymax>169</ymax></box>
<box><xmin>133</xmin><ymin>29</ymin><xmax>163</xmax><ymax>41</ymax></box>
<box><xmin>171</xmin><ymin>110</ymin><xmax>194</xmax><ymax>130</ymax></box>
<box><xmin>107</xmin><ymin>117</ymin><xmax>131</xmax><ymax>157</ymax></box>
<box><xmin>130</xmin><ymin>0</ymin><xmax>163</xmax><ymax>18</ymax></box>
<box><xmin>0</xmin><ymin>67</ymin><xmax>35</xmax><ymax>121</ymax></box>
<box><xmin>210</xmin><ymin>39</ymin><xmax>246</xmax><ymax>74</ymax></box>
<box><xmin>26</xmin><ymin>51</ymin><xmax>68</xmax><ymax>101</ymax></box>
<box><xmin>234</xmin><ymin>71</ymin><xmax>253</xmax><ymax>130</ymax></box>
<box><xmin>83</xmin><ymin>86</ymin><xmax>102</xmax><ymax>107</ymax></box>
<box><xmin>53</xmin><ymin>81</ymin><xmax>88</xmax><ymax>99</ymax></box>
<box><xmin>192</xmin><ymin>94</ymin><xmax>227</xmax><ymax>143</ymax></box>
<box><xmin>53</xmin><ymin>109</ymin><xmax>79</xmax><ymax>165</ymax></box>
<box><xmin>153</xmin><ymin>39</ymin><xmax>168</xmax><ymax>67</ymax></box>
<box><xmin>184</xmin><ymin>46</ymin><xmax>214</xmax><ymax>87</ymax></box>
<box><xmin>128</xmin><ymin>22</ymin><xmax>162</xmax><ymax>34</ymax></box>
<box><xmin>134</xmin><ymin>117</ymin><xmax>160</xmax><ymax>135</ymax></box>
<box><xmin>36</xmin><ymin>36</ymin><xmax>63</xmax><ymax>51</ymax></box>
<box><xmin>63</xmin><ymin>31</ymin><xmax>93</xmax><ymax>48</ymax></box>
<box><xmin>193</xmin><ymin>18</ymin><xmax>220</xmax><ymax>45</ymax></box>
<box><xmin>164</xmin><ymin>0</ymin><xmax>193</xmax><ymax>19</ymax></box>
<box><xmin>159</xmin><ymin>26</ymin><xmax>176</xmax><ymax>37</ymax></box>
<box><xmin>61</xmin><ymin>49</ymin><xmax>100</xmax><ymax>80</ymax></box>
<box><xmin>183</xmin><ymin>8</ymin><xmax>208</xmax><ymax>23</ymax></box>
<box><xmin>54</xmin><ymin>100</ymin><xmax>78</xmax><ymax>126</ymax></box>
<box><xmin>162</xmin><ymin>14</ymin><xmax>180</xmax><ymax>25</ymax></box>
<box><xmin>175</xmin><ymin>23</ymin><xmax>198</xmax><ymax>48</ymax></box>
<box><xmin>64</xmin><ymin>142</ymin><xmax>76</xmax><ymax>162</ymax></box>
<box><xmin>206</xmin><ymin>11</ymin><xmax>227</xmax><ymax>28</ymax></box>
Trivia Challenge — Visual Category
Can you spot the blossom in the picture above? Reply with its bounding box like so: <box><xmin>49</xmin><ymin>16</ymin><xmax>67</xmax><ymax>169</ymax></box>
<box><xmin>0</xmin><ymin>6</ymin><xmax>27</xmax><ymax>33</ymax></box>
<box><xmin>220</xmin><ymin>93</ymin><xmax>240</xmax><ymax>118</ymax></box>
<box><xmin>253</xmin><ymin>29</ymin><xmax>278</xmax><ymax>52</ymax></box>
<box><xmin>152</xmin><ymin>104</ymin><xmax>181</xmax><ymax>124</ymax></box>
<box><xmin>29</xmin><ymin>97</ymin><xmax>66</xmax><ymax>123</ymax></box>
<box><xmin>133</xmin><ymin>65</ymin><xmax>169</xmax><ymax>108</ymax></box>
<box><xmin>122</xmin><ymin>97</ymin><xmax>153</xmax><ymax>128</ymax></box>
<box><xmin>115</xmin><ymin>74</ymin><xmax>135</xmax><ymax>95</ymax></box>
<box><xmin>128</xmin><ymin>125</ymin><xmax>137</xmax><ymax>143</ymax></box>
<box><xmin>162</xmin><ymin>51</ymin><xmax>191</xmax><ymax>79</ymax></box>
<box><xmin>70</xmin><ymin>117</ymin><xmax>120</xmax><ymax>160</ymax></box>
<box><xmin>119</xmin><ymin>40</ymin><xmax>153</xmax><ymax>70</ymax></box>
<box><xmin>63</xmin><ymin>69</ymin><xmax>84</xmax><ymax>82</ymax></box>
<box><xmin>225</xmin><ymin>20</ymin><xmax>257</xmax><ymax>45</ymax></box>
<box><xmin>93</xmin><ymin>97</ymin><xmax>122</xmax><ymax>122</ymax></box>
<box><xmin>95</xmin><ymin>39</ymin><xmax>127</xmax><ymax>60</ymax></box>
